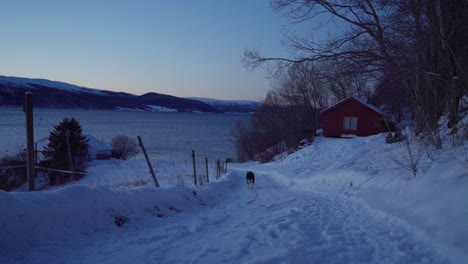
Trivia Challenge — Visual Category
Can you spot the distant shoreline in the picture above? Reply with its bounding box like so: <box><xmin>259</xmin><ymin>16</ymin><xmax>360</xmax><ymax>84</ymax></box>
<box><xmin>0</xmin><ymin>106</ymin><xmax>255</xmax><ymax>115</ymax></box>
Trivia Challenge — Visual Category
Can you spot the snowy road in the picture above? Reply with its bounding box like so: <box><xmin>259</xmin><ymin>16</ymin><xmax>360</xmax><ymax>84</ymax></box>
<box><xmin>20</xmin><ymin>169</ymin><xmax>449</xmax><ymax>263</ymax></box>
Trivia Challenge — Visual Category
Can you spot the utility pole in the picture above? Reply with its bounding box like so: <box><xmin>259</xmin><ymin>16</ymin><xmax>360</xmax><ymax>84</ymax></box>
<box><xmin>24</xmin><ymin>92</ymin><xmax>35</xmax><ymax>191</ymax></box>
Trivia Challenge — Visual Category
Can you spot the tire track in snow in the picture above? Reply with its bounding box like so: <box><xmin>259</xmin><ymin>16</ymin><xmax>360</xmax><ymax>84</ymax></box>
<box><xmin>145</xmin><ymin>169</ymin><xmax>449</xmax><ymax>263</ymax></box>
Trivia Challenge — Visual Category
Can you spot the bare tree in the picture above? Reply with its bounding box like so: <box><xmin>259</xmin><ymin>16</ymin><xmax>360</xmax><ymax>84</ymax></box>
<box><xmin>232</xmin><ymin>120</ymin><xmax>257</xmax><ymax>162</ymax></box>
<box><xmin>325</xmin><ymin>63</ymin><xmax>373</xmax><ymax>102</ymax></box>
<box><xmin>111</xmin><ymin>135</ymin><xmax>139</xmax><ymax>160</ymax></box>
<box><xmin>243</xmin><ymin>0</ymin><xmax>468</xmax><ymax>148</ymax></box>
<box><xmin>243</xmin><ymin>1</ymin><xmax>395</xmax><ymax>74</ymax></box>
<box><xmin>389</xmin><ymin>129</ymin><xmax>423</xmax><ymax>177</ymax></box>
<box><xmin>233</xmin><ymin>88</ymin><xmax>318</xmax><ymax>162</ymax></box>
<box><xmin>272</xmin><ymin>61</ymin><xmax>329</xmax><ymax>131</ymax></box>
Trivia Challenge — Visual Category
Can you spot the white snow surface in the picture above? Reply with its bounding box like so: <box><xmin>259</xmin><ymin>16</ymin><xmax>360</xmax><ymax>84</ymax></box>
<box><xmin>1</xmin><ymin>133</ymin><xmax>467</xmax><ymax>263</ymax></box>
<box><xmin>114</xmin><ymin>105</ymin><xmax>179</xmax><ymax>113</ymax></box>
<box><xmin>146</xmin><ymin>105</ymin><xmax>178</xmax><ymax>112</ymax></box>
<box><xmin>187</xmin><ymin>97</ymin><xmax>260</xmax><ymax>106</ymax></box>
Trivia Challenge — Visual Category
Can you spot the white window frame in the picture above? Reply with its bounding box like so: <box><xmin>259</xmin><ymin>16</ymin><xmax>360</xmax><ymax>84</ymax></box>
<box><xmin>343</xmin><ymin>116</ymin><xmax>358</xmax><ymax>130</ymax></box>
<box><xmin>343</xmin><ymin>117</ymin><xmax>350</xmax><ymax>130</ymax></box>
<box><xmin>350</xmin><ymin>117</ymin><xmax>357</xmax><ymax>130</ymax></box>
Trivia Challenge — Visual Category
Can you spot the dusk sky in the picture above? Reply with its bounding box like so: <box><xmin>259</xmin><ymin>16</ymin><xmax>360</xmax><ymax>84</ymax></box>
<box><xmin>1</xmin><ymin>0</ymin><xmax>291</xmax><ymax>101</ymax></box>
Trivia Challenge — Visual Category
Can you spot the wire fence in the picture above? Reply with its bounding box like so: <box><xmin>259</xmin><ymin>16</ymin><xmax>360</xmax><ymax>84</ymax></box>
<box><xmin>3</xmin><ymin>108</ymin><xmax>232</xmax><ymax>190</ymax></box>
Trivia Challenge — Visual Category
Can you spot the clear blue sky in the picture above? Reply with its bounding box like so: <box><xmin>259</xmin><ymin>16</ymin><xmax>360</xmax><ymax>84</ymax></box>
<box><xmin>0</xmin><ymin>0</ymin><xmax>290</xmax><ymax>101</ymax></box>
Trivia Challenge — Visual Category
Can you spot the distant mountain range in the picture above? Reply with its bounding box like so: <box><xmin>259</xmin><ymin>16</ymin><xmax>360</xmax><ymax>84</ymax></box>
<box><xmin>0</xmin><ymin>76</ymin><xmax>260</xmax><ymax>113</ymax></box>
<box><xmin>187</xmin><ymin>97</ymin><xmax>261</xmax><ymax>113</ymax></box>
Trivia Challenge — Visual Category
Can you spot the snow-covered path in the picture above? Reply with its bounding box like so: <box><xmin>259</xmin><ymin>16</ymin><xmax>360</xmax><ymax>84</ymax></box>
<box><xmin>19</xmin><ymin>169</ymin><xmax>449</xmax><ymax>264</ymax></box>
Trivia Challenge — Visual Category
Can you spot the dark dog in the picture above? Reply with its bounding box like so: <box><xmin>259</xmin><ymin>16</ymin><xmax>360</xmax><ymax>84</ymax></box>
<box><xmin>246</xmin><ymin>171</ymin><xmax>255</xmax><ymax>187</ymax></box>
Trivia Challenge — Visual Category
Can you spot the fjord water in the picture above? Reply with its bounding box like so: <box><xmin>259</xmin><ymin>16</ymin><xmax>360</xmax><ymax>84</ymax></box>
<box><xmin>0</xmin><ymin>108</ymin><xmax>249</xmax><ymax>162</ymax></box>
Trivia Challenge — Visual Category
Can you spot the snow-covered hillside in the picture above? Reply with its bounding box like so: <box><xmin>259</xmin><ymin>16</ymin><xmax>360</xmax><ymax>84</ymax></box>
<box><xmin>0</xmin><ymin>131</ymin><xmax>466</xmax><ymax>263</ymax></box>
<box><xmin>0</xmin><ymin>75</ymin><xmax>106</xmax><ymax>95</ymax></box>
<box><xmin>188</xmin><ymin>97</ymin><xmax>260</xmax><ymax>106</ymax></box>
<box><xmin>0</xmin><ymin>75</ymin><xmax>221</xmax><ymax>112</ymax></box>
<box><xmin>188</xmin><ymin>97</ymin><xmax>261</xmax><ymax>113</ymax></box>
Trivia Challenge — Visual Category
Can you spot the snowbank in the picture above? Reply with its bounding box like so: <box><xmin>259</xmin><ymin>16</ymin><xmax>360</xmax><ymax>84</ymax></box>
<box><xmin>0</xmin><ymin>175</ymin><xmax>235</xmax><ymax>263</ymax></box>
<box><xmin>240</xmin><ymin>133</ymin><xmax>468</xmax><ymax>263</ymax></box>
<box><xmin>0</xmin><ymin>126</ymin><xmax>466</xmax><ymax>263</ymax></box>
<box><xmin>0</xmin><ymin>186</ymin><xmax>181</xmax><ymax>252</ymax></box>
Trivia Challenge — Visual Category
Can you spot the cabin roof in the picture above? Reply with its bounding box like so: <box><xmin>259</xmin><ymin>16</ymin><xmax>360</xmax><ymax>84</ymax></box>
<box><xmin>85</xmin><ymin>135</ymin><xmax>112</xmax><ymax>151</ymax></box>
<box><xmin>320</xmin><ymin>96</ymin><xmax>384</xmax><ymax>116</ymax></box>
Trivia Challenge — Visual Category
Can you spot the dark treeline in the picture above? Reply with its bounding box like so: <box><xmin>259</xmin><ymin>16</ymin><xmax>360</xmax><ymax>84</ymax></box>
<box><xmin>235</xmin><ymin>0</ymin><xmax>467</xmax><ymax>162</ymax></box>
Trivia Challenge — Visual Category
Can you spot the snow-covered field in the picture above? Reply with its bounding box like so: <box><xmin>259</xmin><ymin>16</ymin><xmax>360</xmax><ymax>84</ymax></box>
<box><xmin>0</xmin><ymin>132</ymin><xmax>467</xmax><ymax>263</ymax></box>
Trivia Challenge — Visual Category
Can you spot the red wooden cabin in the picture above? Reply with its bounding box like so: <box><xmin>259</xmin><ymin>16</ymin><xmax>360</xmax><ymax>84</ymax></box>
<box><xmin>320</xmin><ymin>96</ymin><xmax>384</xmax><ymax>137</ymax></box>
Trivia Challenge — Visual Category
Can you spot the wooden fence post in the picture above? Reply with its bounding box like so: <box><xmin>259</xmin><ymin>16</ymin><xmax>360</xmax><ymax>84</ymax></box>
<box><xmin>24</xmin><ymin>92</ymin><xmax>35</xmax><ymax>191</ymax></box>
<box><xmin>205</xmin><ymin>157</ymin><xmax>209</xmax><ymax>183</ymax></box>
<box><xmin>137</xmin><ymin>136</ymin><xmax>160</xmax><ymax>187</ymax></box>
<box><xmin>192</xmin><ymin>150</ymin><xmax>197</xmax><ymax>185</ymax></box>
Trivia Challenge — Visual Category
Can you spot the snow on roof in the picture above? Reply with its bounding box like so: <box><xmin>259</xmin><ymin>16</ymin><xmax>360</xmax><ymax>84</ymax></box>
<box><xmin>34</xmin><ymin>137</ymin><xmax>49</xmax><ymax>152</ymax></box>
<box><xmin>320</xmin><ymin>96</ymin><xmax>384</xmax><ymax>116</ymax></box>
<box><xmin>84</xmin><ymin>135</ymin><xmax>112</xmax><ymax>151</ymax></box>
<box><xmin>351</xmin><ymin>96</ymin><xmax>384</xmax><ymax>115</ymax></box>
<box><xmin>35</xmin><ymin>135</ymin><xmax>112</xmax><ymax>152</ymax></box>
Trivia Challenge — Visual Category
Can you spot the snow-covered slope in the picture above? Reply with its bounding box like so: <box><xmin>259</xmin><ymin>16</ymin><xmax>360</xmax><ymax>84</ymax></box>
<box><xmin>188</xmin><ymin>97</ymin><xmax>261</xmax><ymax>113</ymax></box>
<box><xmin>0</xmin><ymin>75</ymin><xmax>218</xmax><ymax>112</ymax></box>
<box><xmin>244</xmin><ymin>134</ymin><xmax>467</xmax><ymax>262</ymax></box>
<box><xmin>188</xmin><ymin>97</ymin><xmax>260</xmax><ymax>106</ymax></box>
<box><xmin>0</xmin><ymin>130</ymin><xmax>466</xmax><ymax>263</ymax></box>
<box><xmin>0</xmin><ymin>75</ymin><xmax>106</xmax><ymax>95</ymax></box>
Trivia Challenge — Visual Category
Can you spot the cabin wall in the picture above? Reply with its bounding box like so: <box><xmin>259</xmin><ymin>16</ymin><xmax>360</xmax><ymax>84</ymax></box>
<box><xmin>321</xmin><ymin>100</ymin><xmax>382</xmax><ymax>137</ymax></box>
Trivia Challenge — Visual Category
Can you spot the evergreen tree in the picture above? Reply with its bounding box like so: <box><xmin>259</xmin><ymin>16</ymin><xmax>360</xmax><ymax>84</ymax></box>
<box><xmin>43</xmin><ymin>118</ymin><xmax>88</xmax><ymax>183</ymax></box>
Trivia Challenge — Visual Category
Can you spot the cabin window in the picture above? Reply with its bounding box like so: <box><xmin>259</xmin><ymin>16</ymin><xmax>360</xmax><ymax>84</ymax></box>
<box><xmin>351</xmin><ymin>117</ymin><xmax>357</xmax><ymax>130</ymax></box>
<box><xmin>343</xmin><ymin>116</ymin><xmax>358</xmax><ymax>130</ymax></box>
<box><xmin>343</xmin><ymin>117</ymin><xmax>349</xmax><ymax>130</ymax></box>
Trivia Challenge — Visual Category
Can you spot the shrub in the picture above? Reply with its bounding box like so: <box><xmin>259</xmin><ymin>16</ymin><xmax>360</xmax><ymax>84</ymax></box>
<box><xmin>110</xmin><ymin>135</ymin><xmax>139</xmax><ymax>160</ymax></box>
<box><xmin>0</xmin><ymin>152</ymin><xmax>27</xmax><ymax>191</ymax></box>
<box><xmin>225</xmin><ymin>157</ymin><xmax>237</xmax><ymax>163</ymax></box>
<box><xmin>385</xmin><ymin>131</ymin><xmax>404</xmax><ymax>144</ymax></box>
<box><xmin>114</xmin><ymin>215</ymin><xmax>129</xmax><ymax>227</ymax></box>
